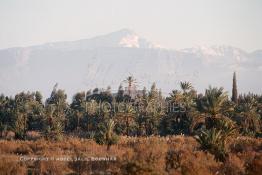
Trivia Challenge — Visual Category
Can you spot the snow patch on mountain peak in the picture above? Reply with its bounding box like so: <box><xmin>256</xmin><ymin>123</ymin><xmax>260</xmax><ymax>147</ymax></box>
<box><xmin>119</xmin><ymin>34</ymin><xmax>140</xmax><ymax>48</ymax></box>
<box><xmin>116</xmin><ymin>29</ymin><xmax>162</xmax><ymax>49</ymax></box>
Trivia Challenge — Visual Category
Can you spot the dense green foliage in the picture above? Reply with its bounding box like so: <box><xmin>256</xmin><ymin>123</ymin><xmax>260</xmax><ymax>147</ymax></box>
<box><xmin>0</xmin><ymin>75</ymin><xmax>262</xmax><ymax>159</ymax></box>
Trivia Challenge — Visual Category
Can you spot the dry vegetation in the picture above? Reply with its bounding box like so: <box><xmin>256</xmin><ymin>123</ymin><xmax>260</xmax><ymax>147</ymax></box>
<box><xmin>0</xmin><ymin>136</ymin><xmax>261</xmax><ymax>175</ymax></box>
<box><xmin>1</xmin><ymin>76</ymin><xmax>262</xmax><ymax>174</ymax></box>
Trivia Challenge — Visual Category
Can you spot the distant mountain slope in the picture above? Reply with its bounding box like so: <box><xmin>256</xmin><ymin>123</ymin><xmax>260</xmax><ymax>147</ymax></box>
<box><xmin>0</xmin><ymin>29</ymin><xmax>261</xmax><ymax>99</ymax></box>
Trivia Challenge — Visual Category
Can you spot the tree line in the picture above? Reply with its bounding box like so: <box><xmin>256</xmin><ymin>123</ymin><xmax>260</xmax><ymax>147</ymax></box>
<box><xmin>0</xmin><ymin>74</ymin><xmax>261</xmax><ymax>156</ymax></box>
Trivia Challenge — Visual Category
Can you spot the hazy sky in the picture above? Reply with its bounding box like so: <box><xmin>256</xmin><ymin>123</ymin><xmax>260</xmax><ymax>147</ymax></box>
<box><xmin>0</xmin><ymin>0</ymin><xmax>261</xmax><ymax>52</ymax></box>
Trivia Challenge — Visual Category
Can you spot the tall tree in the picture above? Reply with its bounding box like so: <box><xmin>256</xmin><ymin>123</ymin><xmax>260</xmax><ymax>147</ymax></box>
<box><xmin>0</xmin><ymin>95</ymin><xmax>16</xmax><ymax>135</ymax></box>
<box><xmin>235</xmin><ymin>94</ymin><xmax>260</xmax><ymax>136</ymax></box>
<box><xmin>123</xmin><ymin>76</ymin><xmax>137</xmax><ymax>98</ymax></box>
<box><xmin>232</xmin><ymin>72</ymin><xmax>238</xmax><ymax>103</ymax></box>
<box><xmin>180</xmin><ymin>81</ymin><xmax>193</xmax><ymax>94</ymax></box>
<box><xmin>13</xmin><ymin>92</ymin><xmax>36</xmax><ymax>139</ymax></box>
<box><xmin>116</xmin><ymin>84</ymin><xmax>124</xmax><ymax>102</ymax></box>
<box><xmin>35</xmin><ymin>91</ymin><xmax>43</xmax><ymax>104</ymax></box>
<box><xmin>45</xmin><ymin>84</ymin><xmax>68</xmax><ymax>140</ymax></box>
<box><xmin>142</xmin><ymin>83</ymin><xmax>164</xmax><ymax>135</ymax></box>
<box><xmin>196</xmin><ymin>86</ymin><xmax>228</xmax><ymax>116</ymax></box>
<box><xmin>195</xmin><ymin>86</ymin><xmax>232</xmax><ymax>130</ymax></box>
<box><xmin>70</xmin><ymin>92</ymin><xmax>86</xmax><ymax>131</ymax></box>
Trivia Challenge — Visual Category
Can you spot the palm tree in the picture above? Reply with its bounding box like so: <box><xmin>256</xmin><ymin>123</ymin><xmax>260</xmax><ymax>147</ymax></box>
<box><xmin>236</xmin><ymin>94</ymin><xmax>260</xmax><ymax>135</ymax></box>
<box><xmin>189</xmin><ymin>112</ymin><xmax>206</xmax><ymax>134</ymax></box>
<box><xmin>195</xmin><ymin>86</ymin><xmax>230</xmax><ymax>130</ymax></box>
<box><xmin>169</xmin><ymin>90</ymin><xmax>184</xmax><ymax>105</ymax></box>
<box><xmin>196</xmin><ymin>118</ymin><xmax>237</xmax><ymax>162</ymax></box>
<box><xmin>197</xmin><ymin>86</ymin><xmax>228</xmax><ymax>116</ymax></box>
<box><xmin>196</xmin><ymin>128</ymin><xmax>228</xmax><ymax>161</ymax></box>
<box><xmin>169</xmin><ymin>82</ymin><xmax>196</xmax><ymax>110</ymax></box>
<box><xmin>180</xmin><ymin>81</ymin><xmax>193</xmax><ymax>94</ymax></box>
<box><xmin>216</xmin><ymin>118</ymin><xmax>238</xmax><ymax>137</ymax></box>
<box><xmin>122</xmin><ymin>104</ymin><xmax>136</xmax><ymax>136</ymax></box>
<box><xmin>95</xmin><ymin>119</ymin><xmax>119</xmax><ymax>150</ymax></box>
<box><xmin>71</xmin><ymin>92</ymin><xmax>86</xmax><ymax>131</ymax></box>
<box><xmin>123</xmin><ymin>76</ymin><xmax>137</xmax><ymax>97</ymax></box>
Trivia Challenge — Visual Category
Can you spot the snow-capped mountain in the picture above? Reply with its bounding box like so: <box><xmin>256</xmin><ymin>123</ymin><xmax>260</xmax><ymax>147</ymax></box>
<box><xmin>0</xmin><ymin>29</ymin><xmax>261</xmax><ymax>99</ymax></box>
<box><xmin>36</xmin><ymin>29</ymin><xmax>161</xmax><ymax>50</ymax></box>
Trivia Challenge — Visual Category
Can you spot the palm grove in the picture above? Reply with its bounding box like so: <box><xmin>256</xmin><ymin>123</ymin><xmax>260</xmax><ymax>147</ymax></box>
<box><xmin>0</xmin><ymin>73</ymin><xmax>261</xmax><ymax>160</ymax></box>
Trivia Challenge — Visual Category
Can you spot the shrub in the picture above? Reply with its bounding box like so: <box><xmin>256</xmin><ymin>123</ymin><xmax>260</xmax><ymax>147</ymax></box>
<box><xmin>246</xmin><ymin>154</ymin><xmax>262</xmax><ymax>175</ymax></box>
<box><xmin>221</xmin><ymin>154</ymin><xmax>245</xmax><ymax>175</ymax></box>
<box><xmin>26</xmin><ymin>131</ymin><xmax>41</xmax><ymax>140</ymax></box>
<box><xmin>165</xmin><ymin>143</ymin><xmax>220</xmax><ymax>175</ymax></box>
<box><xmin>195</xmin><ymin>128</ymin><xmax>228</xmax><ymax>161</ymax></box>
<box><xmin>15</xmin><ymin>144</ymin><xmax>33</xmax><ymax>155</ymax></box>
<box><xmin>0</xmin><ymin>156</ymin><xmax>27</xmax><ymax>175</ymax></box>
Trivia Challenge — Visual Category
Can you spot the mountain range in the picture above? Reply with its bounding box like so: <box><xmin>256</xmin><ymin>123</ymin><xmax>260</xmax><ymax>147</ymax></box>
<box><xmin>0</xmin><ymin>29</ymin><xmax>261</xmax><ymax>99</ymax></box>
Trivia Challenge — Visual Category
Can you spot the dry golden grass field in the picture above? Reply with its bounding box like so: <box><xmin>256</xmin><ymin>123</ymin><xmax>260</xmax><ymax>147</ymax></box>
<box><xmin>0</xmin><ymin>136</ymin><xmax>262</xmax><ymax>175</ymax></box>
